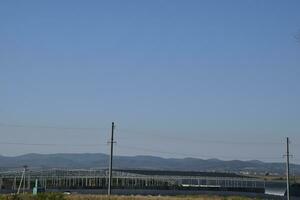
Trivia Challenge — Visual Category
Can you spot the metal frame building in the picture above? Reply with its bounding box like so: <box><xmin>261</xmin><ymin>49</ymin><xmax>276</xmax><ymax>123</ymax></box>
<box><xmin>0</xmin><ymin>169</ymin><xmax>265</xmax><ymax>193</ymax></box>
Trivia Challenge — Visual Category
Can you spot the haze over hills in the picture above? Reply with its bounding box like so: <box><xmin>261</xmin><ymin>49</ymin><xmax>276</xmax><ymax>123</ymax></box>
<box><xmin>0</xmin><ymin>153</ymin><xmax>299</xmax><ymax>175</ymax></box>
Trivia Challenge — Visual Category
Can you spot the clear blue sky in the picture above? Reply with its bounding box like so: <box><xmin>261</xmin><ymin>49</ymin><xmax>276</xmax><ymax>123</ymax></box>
<box><xmin>0</xmin><ymin>0</ymin><xmax>300</xmax><ymax>163</ymax></box>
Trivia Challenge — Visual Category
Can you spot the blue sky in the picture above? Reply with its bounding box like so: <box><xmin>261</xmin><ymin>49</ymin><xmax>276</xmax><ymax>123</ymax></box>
<box><xmin>0</xmin><ymin>1</ymin><xmax>300</xmax><ymax>163</ymax></box>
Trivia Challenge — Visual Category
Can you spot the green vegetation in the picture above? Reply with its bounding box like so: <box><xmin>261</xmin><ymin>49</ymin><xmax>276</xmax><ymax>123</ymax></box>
<box><xmin>0</xmin><ymin>194</ymin><xmax>259</xmax><ymax>200</ymax></box>
<box><xmin>66</xmin><ymin>195</ymin><xmax>257</xmax><ymax>200</ymax></box>
<box><xmin>0</xmin><ymin>193</ymin><xmax>65</xmax><ymax>200</ymax></box>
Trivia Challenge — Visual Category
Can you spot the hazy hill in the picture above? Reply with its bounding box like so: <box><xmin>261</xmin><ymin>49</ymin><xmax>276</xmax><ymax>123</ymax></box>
<box><xmin>0</xmin><ymin>153</ymin><xmax>299</xmax><ymax>175</ymax></box>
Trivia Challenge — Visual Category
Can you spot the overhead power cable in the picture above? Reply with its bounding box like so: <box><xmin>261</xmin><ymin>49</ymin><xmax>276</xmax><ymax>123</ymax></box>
<box><xmin>116</xmin><ymin>144</ymin><xmax>285</xmax><ymax>161</ymax></box>
<box><xmin>0</xmin><ymin>142</ymin><xmax>287</xmax><ymax>161</ymax></box>
<box><xmin>0</xmin><ymin>141</ymin><xmax>297</xmax><ymax>162</ymax></box>
<box><xmin>1</xmin><ymin>123</ymin><xmax>297</xmax><ymax>145</ymax></box>
<box><xmin>0</xmin><ymin>142</ymin><xmax>107</xmax><ymax>147</ymax></box>
<box><xmin>0</xmin><ymin>122</ymin><xmax>108</xmax><ymax>131</ymax></box>
<box><xmin>117</xmin><ymin>129</ymin><xmax>287</xmax><ymax>146</ymax></box>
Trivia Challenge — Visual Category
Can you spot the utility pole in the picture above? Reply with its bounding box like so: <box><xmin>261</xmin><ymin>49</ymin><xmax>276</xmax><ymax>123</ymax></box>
<box><xmin>286</xmin><ymin>137</ymin><xmax>290</xmax><ymax>200</ymax></box>
<box><xmin>108</xmin><ymin>122</ymin><xmax>115</xmax><ymax>196</ymax></box>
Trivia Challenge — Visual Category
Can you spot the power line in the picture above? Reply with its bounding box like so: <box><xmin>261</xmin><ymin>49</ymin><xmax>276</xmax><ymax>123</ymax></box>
<box><xmin>0</xmin><ymin>122</ymin><xmax>108</xmax><ymax>131</ymax></box>
<box><xmin>0</xmin><ymin>141</ymin><xmax>284</xmax><ymax>161</ymax></box>
<box><xmin>0</xmin><ymin>140</ymin><xmax>297</xmax><ymax>163</ymax></box>
<box><xmin>117</xmin><ymin>130</ymin><xmax>286</xmax><ymax>146</ymax></box>
<box><xmin>116</xmin><ymin>144</ymin><xmax>283</xmax><ymax>161</ymax></box>
<box><xmin>0</xmin><ymin>122</ymin><xmax>297</xmax><ymax>162</ymax></box>
<box><xmin>1</xmin><ymin>123</ymin><xmax>298</xmax><ymax>145</ymax></box>
<box><xmin>0</xmin><ymin>142</ymin><xmax>107</xmax><ymax>147</ymax></box>
<box><xmin>0</xmin><ymin>141</ymin><xmax>296</xmax><ymax>163</ymax></box>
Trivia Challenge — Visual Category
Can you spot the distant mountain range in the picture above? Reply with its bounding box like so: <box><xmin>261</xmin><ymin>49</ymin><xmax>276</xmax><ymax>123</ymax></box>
<box><xmin>0</xmin><ymin>153</ymin><xmax>299</xmax><ymax>175</ymax></box>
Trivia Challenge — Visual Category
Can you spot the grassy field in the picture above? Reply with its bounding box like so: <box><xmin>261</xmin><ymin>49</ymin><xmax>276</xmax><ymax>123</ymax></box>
<box><xmin>0</xmin><ymin>193</ymin><xmax>259</xmax><ymax>200</ymax></box>
<box><xmin>65</xmin><ymin>195</ymin><xmax>256</xmax><ymax>200</ymax></box>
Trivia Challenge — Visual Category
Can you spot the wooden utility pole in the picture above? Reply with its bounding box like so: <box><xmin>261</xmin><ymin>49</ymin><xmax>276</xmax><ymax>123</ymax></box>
<box><xmin>108</xmin><ymin>122</ymin><xmax>115</xmax><ymax>195</ymax></box>
<box><xmin>286</xmin><ymin>137</ymin><xmax>290</xmax><ymax>200</ymax></box>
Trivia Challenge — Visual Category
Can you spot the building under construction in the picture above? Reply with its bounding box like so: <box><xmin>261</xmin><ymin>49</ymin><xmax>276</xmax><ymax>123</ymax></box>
<box><xmin>0</xmin><ymin>168</ymin><xmax>265</xmax><ymax>194</ymax></box>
